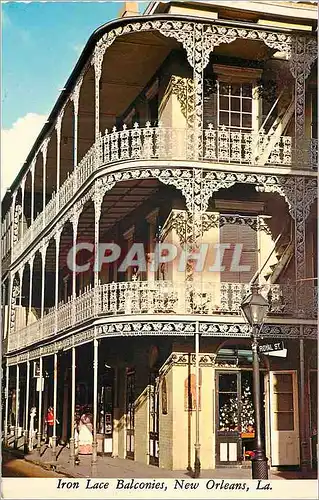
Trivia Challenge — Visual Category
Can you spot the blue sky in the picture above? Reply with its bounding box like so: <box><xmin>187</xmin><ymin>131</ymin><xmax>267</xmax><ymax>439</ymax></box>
<box><xmin>2</xmin><ymin>1</ymin><xmax>149</xmax><ymax>128</ymax></box>
<box><xmin>1</xmin><ymin>1</ymin><xmax>149</xmax><ymax>197</ymax></box>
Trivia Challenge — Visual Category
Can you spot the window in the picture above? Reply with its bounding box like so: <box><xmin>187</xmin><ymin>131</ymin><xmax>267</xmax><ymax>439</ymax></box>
<box><xmin>219</xmin><ymin>220</ymin><xmax>258</xmax><ymax>283</ymax></box>
<box><xmin>218</xmin><ymin>82</ymin><xmax>253</xmax><ymax>130</ymax></box>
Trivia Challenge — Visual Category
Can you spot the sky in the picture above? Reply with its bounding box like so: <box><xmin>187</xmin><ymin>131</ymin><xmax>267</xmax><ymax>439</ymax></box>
<box><xmin>1</xmin><ymin>1</ymin><xmax>149</xmax><ymax>200</ymax></box>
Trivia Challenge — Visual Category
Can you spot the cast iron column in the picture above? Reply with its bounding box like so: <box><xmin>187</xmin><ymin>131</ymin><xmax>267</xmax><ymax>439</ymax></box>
<box><xmin>24</xmin><ymin>359</ymin><xmax>30</xmax><ymax>453</ymax></box>
<box><xmin>52</xmin><ymin>352</ymin><xmax>58</xmax><ymax>461</ymax></box>
<box><xmin>69</xmin><ymin>347</ymin><xmax>76</xmax><ymax>466</ymax></box>
<box><xmin>92</xmin><ymin>338</ymin><xmax>98</xmax><ymax>469</ymax></box>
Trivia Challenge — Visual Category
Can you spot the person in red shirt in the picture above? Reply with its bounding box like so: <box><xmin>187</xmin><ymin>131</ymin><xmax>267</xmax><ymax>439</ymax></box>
<box><xmin>45</xmin><ymin>407</ymin><xmax>55</xmax><ymax>447</ymax></box>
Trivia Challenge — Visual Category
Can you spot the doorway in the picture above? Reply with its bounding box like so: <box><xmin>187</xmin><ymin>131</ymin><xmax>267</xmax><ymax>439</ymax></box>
<box><xmin>216</xmin><ymin>369</ymin><xmax>264</xmax><ymax>467</ymax></box>
<box><xmin>214</xmin><ymin>343</ymin><xmax>267</xmax><ymax>467</ymax></box>
<box><xmin>149</xmin><ymin>370</ymin><xmax>159</xmax><ymax>466</ymax></box>
<box><xmin>98</xmin><ymin>369</ymin><xmax>114</xmax><ymax>455</ymax></box>
<box><xmin>126</xmin><ymin>368</ymin><xmax>135</xmax><ymax>460</ymax></box>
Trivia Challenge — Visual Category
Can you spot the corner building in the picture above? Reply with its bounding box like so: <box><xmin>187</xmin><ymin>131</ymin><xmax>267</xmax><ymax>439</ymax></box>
<box><xmin>1</xmin><ymin>1</ymin><xmax>317</xmax><ymax>472</ymax></box>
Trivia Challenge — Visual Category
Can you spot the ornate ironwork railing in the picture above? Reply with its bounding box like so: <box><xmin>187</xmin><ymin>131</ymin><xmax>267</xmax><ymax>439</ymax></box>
<box><xmin>7</xmin><ymin>280</ymin><xmax>317</xmax><ymax>352</ymax></box>
<box><xmin>11</xmin><ymin>124</ymin><xmax>318</xmax><ymax>262</ymax></box>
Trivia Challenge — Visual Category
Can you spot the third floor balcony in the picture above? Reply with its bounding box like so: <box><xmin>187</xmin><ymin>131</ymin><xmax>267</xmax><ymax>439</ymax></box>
<box><xmin>10</xmin><ymin>122</ymin><xmax>318</xmax><ymax>263</ymax></box>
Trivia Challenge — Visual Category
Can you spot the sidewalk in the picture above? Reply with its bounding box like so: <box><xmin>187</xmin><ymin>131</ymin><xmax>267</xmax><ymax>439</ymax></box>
<box><xmin>5</xmin><ymin>445</ymin><xmax>318</xmax><ymax>480</ymax></box>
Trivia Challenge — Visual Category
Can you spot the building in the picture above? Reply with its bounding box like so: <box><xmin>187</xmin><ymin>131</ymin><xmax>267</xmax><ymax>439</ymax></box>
<box><xmin>1</xmin><ymin>1</ymin><xmax>317</xmax><ymax>473</ymax></box>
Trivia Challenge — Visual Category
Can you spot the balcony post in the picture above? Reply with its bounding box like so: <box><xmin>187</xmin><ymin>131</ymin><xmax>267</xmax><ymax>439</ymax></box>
<box><xmin>10</xmin><ymin>190</ymin><xmax>17</xmax><ymax>247</ymax></box>
<box><xmin>192</xmin><ymin>25</ymin><xmax>204</xmax><ymax>161</ymax></box>
<box><xmin>41</xmin><ymin>138</ymin><xmax>49</xmax><ymax>225</ymax></box>
<box><xmin>4</xmin><ymin>361</ymin><xmax>9</xmax><ymax>446</ymax></box>
<box><xmin>8</xmin><ymin>272</ymin><xmax>14</xmax><ymax>338</ymax></box>
<box><xmin>9</xmin><ymin>192</ymin><xmax>17</xmax><ymax>261</ymax></box>
<box><xmin>52</xmin><ymin>352</ymin><xmax>58</xmax><ymax>461</ymax></box>
<box><xmin>18</xmin><ymin>266</ymin><xmax>23</xmax><ymax>308</ymax></box>
<box><xmin>28</xmin><ymin>255</ymin><xmax>34</xmax><ymax>325</ymax></box>
<box><xmin>55</xmin><ymin>107</ymin><xmax>65</xmax><ymax>213</ymax></box>
<box><xmin>288</xmin><ymin>177</ymin><xmax>316</xmax><ymax>316</ymax></box>
<box><xmin>20</xmin><ymin>178</ymin><xmax>26</xmax><ymax>238</ymax></box>
<box><xmin>146</xmin><ymin>209</ymin><xmax>159</xmax><ymax>282</ymax></box>
<box><xmin>54</xmin><ymin>230</ymin><xmax>62</xmax><ymax>333</ymax></box>
<box><xmin>30</xmin><ymin>158</ymin><xmax>35</xmax><ymax>225</ymax></box>
<box><xmin>93</xmin><ymin>51</ymin><xmax>103</xmax><ymax>140</ymax></box>
<box><xmin>24</xmin><ymin>358</ymin><xmax>30</xmax><ymax>453</ymax></box>
<box><xmin>290</xmin><ymin>35</ymin><xmax>317</xmax><ymax>163</ymax></box>
<box><xmin>69</xmin><ymin>346</ymin><xmax>76</xmax><ymax>466</ymax></box>
<box><xmin>91</xmin><ymin>338</ymin><xmax>99</xmax><ymax>469</ymax></box>
<box><xmin>40</xmin><ymin>243</ymin><xmax>48</xmax><ymax>339</ymax></box>
<box><xmin>71</xmin><ymin>211</ymin><xmax>80</xmax><ymax>323</ymax></box>
<box><xmin>93</xmin><ymin>185</ymin><xmax>103</xmax><ymax>314</ymax></box>
<box><xmin>37</xmin><ymin>356</ymin><xmax>43</xmax><ymax>451</ymax></box>
<box><xmin>71</xmin><ymin>76</ymin><xmax>83</xmax><ymax>169</ymax></box>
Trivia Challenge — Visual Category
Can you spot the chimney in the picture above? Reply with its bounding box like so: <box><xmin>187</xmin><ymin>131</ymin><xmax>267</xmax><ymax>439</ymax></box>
<box><xmin>119</xmin><ymin>2</ymin><xmax>139</xmax><ymax>18</ymax></box>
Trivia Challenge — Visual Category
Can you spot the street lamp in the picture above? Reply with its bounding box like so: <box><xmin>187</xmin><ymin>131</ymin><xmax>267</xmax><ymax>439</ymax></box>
<box><xmin>241</xmin><ymin>283</ymin><xmax>269</xmax><ymax>480</ymax></box>
<box><xmin>193</xmin><ymin>321</ymin><xmax>201</xmax><ymax>478</ymax></box>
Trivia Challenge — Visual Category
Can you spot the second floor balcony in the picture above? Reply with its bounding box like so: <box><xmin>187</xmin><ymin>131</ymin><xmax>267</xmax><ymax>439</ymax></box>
<box><xmin>7</xmin><ymin>279</ymin><xmax>317</xmax><ymax>353</ymax></box>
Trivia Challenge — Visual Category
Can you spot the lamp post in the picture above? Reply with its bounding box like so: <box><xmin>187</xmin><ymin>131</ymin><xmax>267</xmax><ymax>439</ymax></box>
<box><xmin>193</xmin><ymin>321</ymin><xmax>201</xmax><ymax>478</ymax></box>
<box><xmin>241</xmin><ymin>284</ymin><xmax>269</xmax><ymax>480</ymax></box>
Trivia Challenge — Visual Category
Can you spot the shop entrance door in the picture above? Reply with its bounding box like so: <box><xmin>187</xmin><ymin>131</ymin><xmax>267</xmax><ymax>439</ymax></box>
<box><xmin>98</xmin><ymin>376</ymin><xmax>113</xmax><ymax>455</ymax></box>
<box><xmin>126</xmin><ymin>368</ymin><xmax>135</xmax><ymax>460</ymax></box>
<box><xmin>216</xmin><ymin>371</ymin><xmax>241</xmax><ymax>466</ymax></box>
<box><xmin>268</xmin><ymin>371</ymin><xmax>300</xmax><ymax>466</ymax></box>
<box><xmin>216</xmin><ymin>370</ymin><xmax>263</xmax><ymax>467</ymax></box>
<box><xmin>149</xmin><ymin>371</ymin><xmax>159</xmax><ymax>466</ymax></box>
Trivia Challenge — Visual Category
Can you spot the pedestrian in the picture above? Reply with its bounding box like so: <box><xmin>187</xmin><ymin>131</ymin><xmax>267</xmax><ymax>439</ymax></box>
<box><xmin>29</xmin><ymin>407</ymin><xmax>37</xmax><ymax>451</ymax></box>
<box><xmin>45</xmin><ymin>406</ymin><xmax>55</xmax><ymax>447</ymax></box>
<box><xmin>78</xmin><ymin>410</ymin><xmax>93</xmax><ymax>455</ymax></box>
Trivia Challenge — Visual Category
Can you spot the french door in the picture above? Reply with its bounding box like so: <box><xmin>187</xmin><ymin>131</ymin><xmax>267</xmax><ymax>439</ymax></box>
<box><xmin>216</xmin><ymin>370</ymin><xmax>263</xmax><ymax>467</ymax></box>
<box><xmin>268</xmin><ymin>371</ymin><xmax>300</xmax><ymax>466</ymax></box>
<box><xmin>126</xmin><ymin>368</ymin><xmax>135</xmax><ymax>460</ymax></box>
<box><xmin>216</xmin><ymin>371</ymin><xmax>242</xmax><ymax>466</ymax></box>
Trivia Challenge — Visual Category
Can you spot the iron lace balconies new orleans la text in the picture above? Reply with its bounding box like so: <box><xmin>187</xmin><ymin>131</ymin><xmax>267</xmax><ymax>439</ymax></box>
<box><xmin>8</xmin><ymin>280</ymin><xmax>317</xmax><ymax>352</ymax></box>
<box><xmin>11</xmin><ymin>123</ymin><xmax>318</xmax><ymax>262</ymax></box>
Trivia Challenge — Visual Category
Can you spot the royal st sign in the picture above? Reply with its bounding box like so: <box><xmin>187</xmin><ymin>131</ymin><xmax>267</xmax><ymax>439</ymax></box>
<box><xmin>258</xmin><ymin>341</ymin><xmax>285</xmax><ymax>356</ymax></box>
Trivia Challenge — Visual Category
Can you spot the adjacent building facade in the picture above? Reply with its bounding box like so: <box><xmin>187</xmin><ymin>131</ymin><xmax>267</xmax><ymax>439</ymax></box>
<box><xmin>1</xmin><ymin>1</ymin><xmax>318</xmax><ymax>472</ymax></box>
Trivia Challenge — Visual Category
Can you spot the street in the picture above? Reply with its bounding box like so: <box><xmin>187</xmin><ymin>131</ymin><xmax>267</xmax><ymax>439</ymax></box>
<box><xmin>2</xmin><ymin>450</ymin><xmax>64</xmax><ymax>478</ymax></box>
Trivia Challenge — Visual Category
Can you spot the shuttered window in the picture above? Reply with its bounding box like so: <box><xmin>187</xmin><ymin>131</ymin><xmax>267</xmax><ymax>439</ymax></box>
<box><xmin>220</xmin><ymin>222</ymin><xmax>258</xmax><ymax>283</ymax></box>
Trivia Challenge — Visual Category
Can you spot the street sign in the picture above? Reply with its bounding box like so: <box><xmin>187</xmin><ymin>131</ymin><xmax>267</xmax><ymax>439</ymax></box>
<box><xmin>264</xmin><ymin>348</ymin><xmax>287</xmax><ymax>358</ymax></box>
<box><xmin>258</xmin><ymin>341</ymin><xmax>284</xmax><ymax>354</ymax></box>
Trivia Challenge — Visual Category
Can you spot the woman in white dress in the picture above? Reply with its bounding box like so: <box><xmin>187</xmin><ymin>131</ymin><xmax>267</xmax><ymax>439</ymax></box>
<box><xmin>78</xmin><ymin>412</ymin><xmax>93</xmax><ymax>455</ymax></box>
